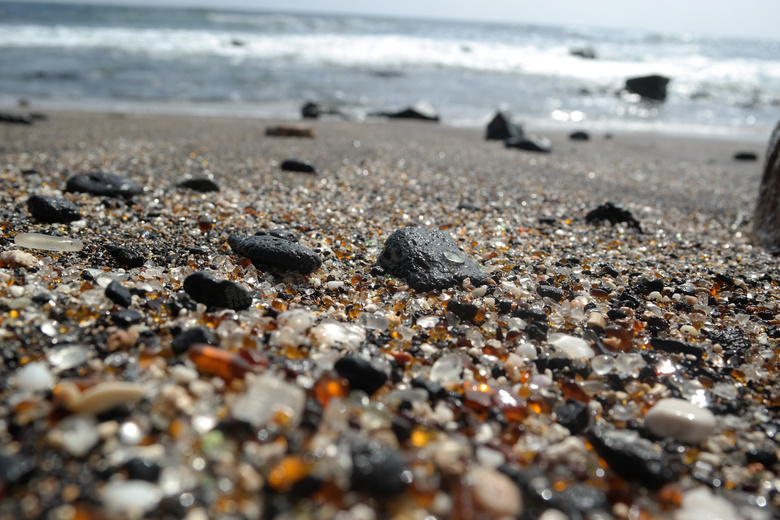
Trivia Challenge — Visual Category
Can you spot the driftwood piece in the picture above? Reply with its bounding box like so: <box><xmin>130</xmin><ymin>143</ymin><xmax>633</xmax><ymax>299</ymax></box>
<box><xmin>753</xmin><ymin>121</ymin><xmax>780</xmax><ymax>251</ymax></box>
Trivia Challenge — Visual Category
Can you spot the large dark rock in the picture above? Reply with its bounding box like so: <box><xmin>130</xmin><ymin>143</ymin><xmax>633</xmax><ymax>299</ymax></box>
<box><xmin>624</xmin><ymin>74</ymin><xmax>670</xmax><ymax>102</ymax></box>
<box><xmin>105</xmin><ymin>280</ymin><xmax>133</xmax><ymax>308</ymax></box>
<box><xmin>649</xmin><ymin>338</ymin><xmax>704</xmax><ymax>360</ymax></box>
<box><xmin>350</xmin><ymin>440</ymin><xmax>411</xmax><ymax>497</ymax></box>
<box><xmin>0</xmin><ymin>113</ymin><xmax>33</xmax><ymax>125</ymax></box>
<box><xmin>377</xmin><ymin>102</ymin><xmax>440</xmax><ymax>122</ymax></box>
<box><xmin>65</xmin><ymin>172</ymin><xmax>140</xmax><ymax>198</ymax></box>
<box><xmin>105</xmin><ymin>245</ymin><xmax>146</xmax><ymax>269</ymax></box>
<box><xmin>228</xmin><ymin>233</ymin><xmax>322</xmax><ymax>275</ymax></box>
<box><xmin>280</xmin><ymin>159</ymin><xmax>317</xmax><ymax>174</ymax></box>
<box><xmin>171</xmin><ymin>327</ymin><xmax>217</xmax><ymax>355</ymax></box>
<box><xmin>334</xmin><ymin>354</ymin><xmax>389</xmax><ymax>396</ymax></box>
<box><xmin>485</xmin><ymin>111</ymin><xmax>523</xmax><ymax>140</ymax></box>
<box><xmin>753</xmin><ymin>121</ymin><xmax>780</xmax><ymax>251</ymax></box>
<box><xmin>375</xmin><ymin>228</ymin><xmax>486</xmax><ymax>291</ymax></box>
<box><xmin>27</xmin><ymin>195</ymin><xmax>80</xmax><ymax>223</ymax></box>
<box><xmin>504</xmin><ymin>135</ymin><xmax>552</xmax><ymax>153</ymax></box>
<box><xmin>555</xmin><ymin>400</ymin><xmax>590</xmax><ymax>435</ymax></box>
<box><xmin>570</xmin><ymin>47</ymin><xmax>597</xmax><ymax>59</ymax></box>
<box><xmin>180</xmin><ymin>177</ymin><xmax>220</xmax><ymax>192</ymax></box>
<box><xmin>586</xmin><ymin>202</ymin><xmax>641</xmax><ymax>230</ymax></box>
<box><xmin>183</xmin><ymin>271</ymin><xmax>253</xmax><ymax>310</ymax></box>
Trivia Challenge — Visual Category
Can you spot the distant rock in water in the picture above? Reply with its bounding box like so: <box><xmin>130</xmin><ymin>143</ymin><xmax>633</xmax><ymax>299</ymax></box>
<box><xmin>753</xmin><ymin>121</ymin><xmax>780</xmax><ymax>251</ymax></box>
<box><xmin>504</xmin><ymin>135</ymin><xmax>552</xmax><ymax>153</ymax></box>
<box><xmin>734</xmin><ymin>151</ymin><xmax>758</xmax><ymax>161</ymax></box>
<box><xmin>301</xmin><ymin>101</ymin><xmax>343</xmax><ymax>119</ymax></box>
<box><xmin>375</xmin><ymin>227</ymin><xmax>486</xmax><ymax>291</ymax></box>
<box><xmin>624</xmin><ymin>75</ymin><xmax>670</xmax><ymax>102</ymax></box>
<box><xmin>570</xmin><ymin>47</ymin><xmax>596</xmax><ymax>59</ymax></box>
<box><xmin>485</xmin><ymin>111</ymin><xmax>523</xmax><ymax>141</ymax></box>
<box><xmin>374</xmin><ymin>102</ymin><xmax>440</xmax><ymax>122</ymax></box>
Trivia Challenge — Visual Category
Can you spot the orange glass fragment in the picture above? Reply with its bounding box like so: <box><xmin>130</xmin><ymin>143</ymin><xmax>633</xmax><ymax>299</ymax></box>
<box><xmin>314</xmin><ymin>375</ymin><xmax>349</xmax><ymax>407</ymax></box>
<box><xmin>604</xmin><ymin>325</ymin><xmax>632</xmax><ymax>351</ymax></box>
<box><xmin>268</xmin><ymin>456</ymin><xmax>311</xmax><ymax>492</ymax></box>
<box><xmin>188</xmin><ymin>344</ymin><xmax>254</xmax><ymax>381</ymax></box>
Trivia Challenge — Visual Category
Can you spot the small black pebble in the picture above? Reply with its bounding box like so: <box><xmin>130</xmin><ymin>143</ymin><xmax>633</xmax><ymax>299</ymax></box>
<box><xmin>171</xmin><ymin>327</ymin><xmax>216</xmax><ymax>355</ymax></box>
<box><xmin>281</xmin><ymin>159</ymin><xmax>317</xmax><ymax>173</ymax></box>
<box><xmin>183</xmin><ymin>271</ymin><xmax>253</xmax><ymax>311</ymax></box>
<box><xmin>734</xmin><ymin>151</ymin><xmax>758</xmax><ymax>161</ymax></box>
<box><xmin>537</xmin><ymin>284</ymin><xmax>564</xmax><ymax>302</ymax></box>
<box><xmin>105</xmin><ymin>246</ymin><xmax>146</xmax><ymax>269</ymax></box>
<box><xmin>350</xmin><ymin>440</ymin><xmax>411</xmax><ymax>497</ymax></box>
<box><xmin>569</xmin><ymin>130</ymin><xmax>590</xmax><ymax>141</ymax></box>
<box><xmin>334</xmin><ymin>354</ymin><xmax>388</xmax><ymax>396</ymax></box>
<box><xmin>555</xmin><ymin>399</ymin><xmax>590</xmax><ymax>434</ymax></box>
<box><xmin>27</xmin><ymin>195</ymin><xmax>81</xmax><ymax>223</ymax></box>
<box><xmin>65</xmin><ymin>171</ymin><xmax>140</xmax><ymax>198</ymax></box>
<box><xmin>180</xmin><ymin>177</ymin><xmax>220</xmax><ymax>192</ymax></box>
<box><xmin>111</xmin><ymin>309</ymin><xmax>143</xmax><ymax>327</ymax></box>
<box><xmin>105</xmin><ymin>280</ymin><xmax>133</xmax><ymax>307</ymax></box>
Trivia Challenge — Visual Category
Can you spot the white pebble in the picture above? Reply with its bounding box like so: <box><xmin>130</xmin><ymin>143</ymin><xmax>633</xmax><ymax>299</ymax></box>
<box><xmin>0</xmin><ymin>250</ymin><xmax>38</xmax><ymax>269</ymax></box>
<box><xmin>61</xmin><ymin>381</ymin><xmax>146</xmax><ymax>415</ymax></box>
<box><xmin>14</xmin><ymin>233</ymin><xmax>84</xmax><ymax>252</ymax></box>
<box><xmin>645</xmin><ymin>398</ymin><xmax>716</xmax><ymax>444</ymax></box>
<box><xmin>548</xmin><ymin>333</ymin><xmax>594</xmax><ymax>359</ymax></box>
<box><xmin>101</xmin><ymin>480</ymin><xmax>162</xmax><ymax>515</ymax></box>
<box><xmin>470</xmin><ymin>466</ymin><xmax>523</xmax><ymax>517</ymax></box>
<box><xmin>673</xmin><ymin>487</ymin><xmax>739</xmax><ymax>520</ymax></box>
<box><xmin>16</xmin><ymin>362</ymin><xmax>54</xmax><ymax>392</ymax></box>
<box><xmin>680</xmin><ymin>325</ymin><xmax>699</xmax><ymax>337</ymax></box>
<box><xmin>232</xmin><ymin>374</ymin><xmax>305</xmax><ymax>428</ymax></box>
<box><xmin>52</xmin><ymin>415</ymin><xmax>99</xmax><ymax>456</ymax></box>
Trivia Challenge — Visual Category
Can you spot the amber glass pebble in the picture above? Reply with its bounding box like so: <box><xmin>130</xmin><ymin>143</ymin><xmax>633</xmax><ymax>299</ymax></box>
<box><xmin>604</xmin><ymin>324</ymin><xmax>632</xmax><ymax>351</ymax></box>
<box><xmin>188</xmin><ymin>344</ymin><xmax>254</xmax><ymax>381</ymax></box>
<box><xmin>268</xmin><ymin>455</ymin><xmax>311</xmax><ymax>492</ymax></box>
<box><xmin>314</xmin><ymin>374</ymin><xmax>349</xmax><ymax>407</ymax></box>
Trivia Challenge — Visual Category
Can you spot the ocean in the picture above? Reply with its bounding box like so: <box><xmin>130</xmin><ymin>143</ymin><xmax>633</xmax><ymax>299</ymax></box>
<box><xmin>1</xmin><ymin>1</ymin><xmax>779</xmax><ymax>138</ymax></box>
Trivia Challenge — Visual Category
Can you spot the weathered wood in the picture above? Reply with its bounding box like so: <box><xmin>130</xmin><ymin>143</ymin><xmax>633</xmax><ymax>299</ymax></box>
<box><xmin>753</xmin><ymin>121</ymin><xmax>780</xmax><ymax>251</ymax></box>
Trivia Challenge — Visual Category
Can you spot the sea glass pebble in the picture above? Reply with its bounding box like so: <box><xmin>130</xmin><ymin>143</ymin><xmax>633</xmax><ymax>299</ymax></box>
<box><xmin>14</xmin><ymin>233</ymin><xmax>84</xmax><ymax>252</ymax></box>
<box><xmin>644</xmin><ymin>397</ymin><xmax>716</xmax><ymax>444</ymax></box>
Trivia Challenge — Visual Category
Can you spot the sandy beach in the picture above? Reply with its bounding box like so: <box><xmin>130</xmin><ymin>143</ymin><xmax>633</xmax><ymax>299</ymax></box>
<box><xmin>0</xmin><ymin>111</ymin><xmax>778</xmax><ymax>519</ymax></box>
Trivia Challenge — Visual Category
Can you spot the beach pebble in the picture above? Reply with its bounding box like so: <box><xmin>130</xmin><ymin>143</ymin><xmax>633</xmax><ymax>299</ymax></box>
<box><xmin>52</xmin><ymin>415</ymin><xmax>100</xmax><ymax>456</ymax></box>
<box><xmin>101</xmin><ymin>480</ymin><xmax>162</xmax><ymax>516</ymax></box>
<box><xmin>733</xmin><ymin>151</ymin><xmax>757</xmax><ymax>161</ymax></box>
<box><xmin>649</xmin><ymin>337</ymin><xmax>704</xmax><ymax>360</ymax></box>
<box><xmin>280</xmin><ymin>159</ymin><xmax>317</xmax><ymax>174</ymax></box>
<box><xmin>27</xmin><ymin>195</ymin><xmax>81</xmax><ymax>223</ymax></box>
<box><xmin>228</xmin><ymin>233</ymin><xmax>322</xmax><ymax>275</ymax></box>
<box><xmin>569</xmin><ymin>130</ymin><xmax>590</xmax><ymax>141</ymax></box>
<box><xmin>753</xmin><ymin>121</ymin><xmax>780</xmax><ymax>249</ymax></box>
<box><xmin>171</xmin><ymin>327</ymin><xmax>217</xmax><ymax>355</ymax></box>
<box><xmin>105</xmin><ymin>280</ymin><xmax>133</xmax><ymax>307</ymax></box>
<box><xmin>644</xmin><ymin>398</ymin><xmax>716</xmax><ymax>444</ymax></box>
<box><xmin>14</xmin><ymin>233</ymin><xmax>84</xmax><ymax>252</ymax></box>
<box><xmin>504</xmin><ymin>134</ymin><xmax>552</xmax><ymax>153</ymax></box>
<box><xmin>232</xmin><ymin>374</ymin><xmax>305</xmax><ymax>428</ymax></box>
<box><xmin>350</xmin><ymin>440</ymin><xmax>412</xmax><ymax>497</ymax></box>
<box><xmin>183</xmin><ymin>271</ymin><xmax>253</xmax><ymax>310</ymax></box>
<box><xmin>0</xmin><ymin>250</ymin><xmax>38</xmax><ymax>269</ymax></box>
<box><xmin>65</xmin><ymin>171</ymin><xmax>140</xmax><ymax>198</ymax></box>
<box><xmin>537</xmin><ymin>284</ymin><xmax>564</xmax><ymax>302</ymax></box>
<box><xmin>61</xmin><ymin>380</ymin><xmax>146</xmax><ymax>415</ymax></box>
<box><xmin>111</xmin><ymin>309</ymin><xmax>143</xmax><ymax>327</ymax></box>
<box><xmin>485</xmin><ymin>111</ymin><xmax>523</xmax><ymax>140</ymax></box>
<box><xmin>549</xmin><ymin>333</ymin><xmax>594</xmax><ymax>359</ymax></box>
<box><xmin>0</xmin><ymin>452</ymin><xmax>36</xmax><ymax>486</ymax></box>
<box><xmin>673</xmin><ymin>487</ymin><xmax>739</xmax><ymax>520</ymax></box>
<box><xmin>334</xmin><ymin>354</ymin><xmax>389</xmax><ymax>396</ymax></box>
<box><xmin>375</xmin><ymin>227</ymin><xmax>486</xmax><ymax>291</ymax></box>
<box><xmin>256</xmin><ymin>227</ymin><xmax>299</xmax><ymax>242</ymax></box>
<box><xmin>105</xmin><ymin>245</ymin><xmax>146</xmax><ymax>269</ymax></box>
<box><xmin>586</xmin><ymin>202</ymin><xmax>641</xmax><ymax>229</ymax></box>
<box><xmin>16</xmin><ymin>362</ymin><xmax>54</xmax><ymax>392</ymax></box>
<box><xmin>180</xmin><ymin>177</ymin><xmax>220</xmax><ymax>192</ymax></box>
<box><xmin>470</xmin><ymin>466</ymin><xmax>523</xmax><ymax>518</ymax></box>
<box><xmin>555</xmin><ymin>399</ymin><xmax>589</xmax><ymax>434</ymax></box>
<box><xmin>265</xmin><ymin>125</ymin><xmax>315</xmax><ymax>138</ymax></box>
<box><xmin>47</xmin><ymin>344</ymin><xmax>89</xmax><ymax>372</ymax></box>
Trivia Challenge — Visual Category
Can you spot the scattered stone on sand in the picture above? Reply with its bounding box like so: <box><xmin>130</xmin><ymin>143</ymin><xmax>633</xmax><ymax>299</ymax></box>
<box><xmin>59</xmin><ymin>380</ymin><xmax>146</xmax><ymax>415</ymax></box>
<box><xmin>111</xmin><ymin>309</ymin><xmax>143</xmax><ymax>327</ymax></box>
<box><xmin>105</xmin><ymin>280</ymin><xmax>133</xmax><ymax>307</ymax></box>
<box><xmin>26</xmin><ymin>195</ymin><xmax>80</xmax><ymax>223</ymax></box>
<box><xmin>280</xmin><ymin>159</ymin><xmax>317</xmax><ymax>174</ymax></box>
<box><xmin>15</xmin><ymin>362</ymin><xmax>54</xmax><ymax>392</ymax></box>
<box><xmin>65</xmin><ymin>171</ymin><xmax>140</xmax><ymax>198</ymax></box>
<box><xmin>265</xmin><ymin>125</ymin><xmax>315</xmax><ymax>138</ymax></box>
<box><xmin>14</xmin><ymin>232</ymin><xmax>84</xmax><ymax>252</ymax></box>
<box><xmin>377</xmin><ymin>101</ymin><xmax>440</xmax><ymax>122</ymax></box>
<box><xmin>548</xmin><ymin>333</ymin><xmax>595</xmax><ymax>359</ymax></box>
<box><xmin>228</xmin><ymin>233</ymin><xmax>322</xmax><ymax>274</ymax></box>
<box><xmin>350</xmin><ymin>440</ymin><xmax>412</xmax><ymax>497</ymax></box>
<box><xmin>569</xmin><ymin>130</ymin><xmax>590</xmax><ymax>141</ymax></box>
<box><xmin>504</xmin><ymin>134</ymin><xmax>552</xmax><ymax>153</ymax></box>
<box><xmin>105</xmin><ymin>245</ymin><xmax>146</xmax><ymax>268</ymax></box>
<box><xmin>649</xmin><ymin>337</ymin><xmax>704</xmax><ymax>360</ymax></box>
<box><xmin>255</xmin><ymin>228</ymin><xmax>298</xmax><ymax>242</ymax></box>
<box><xmin>554</xmin><ymin>399</ymin><xmax>590</xmax><ymax>434</ymax></box>
<box><xmin>100</xmin><ymin>480</ymin><xmax>162</xmax><ymax>516</ymax></box>
<box><xmin>673</xmin><ymin>487</ymin><xmax>740</xmax><ymax>520</ymax></box>
<box><xmin>301</xmin><ymin>101</ymin><xmax>342</xmax><ymax>119</ymax></box>
<box><xmin>374</xmin><ymin>227</ymin><xmax>487</xmax><ymax>291</ymax></box>
<box><xmin>644</xmin><ymin>398</ymin><xmax>717</xmax><ymax>444</ymax></box>
<box><xmin>170</xmin><ymin>327</ymin><xmax>217</xmax><ymax>355</ymax></box>
<box><xmin>733</xmin><ymin>151</ymin><xmax>757</xmax><ymax>161</ymax></box>
<box><xmin>183</xmin><ymin>271</ymin><xmax>253</xmax><ymax>310</ymax></box>
<box><xmin>753</xmin><ymin>120</ymin><xmax>780</xmax><ymax>250</ymax></box>
<box><xmin>334</xmin><ymin>354</ymin><xmax>389</xmax><ymax>396</ymax></box>
<box><xmin>179</xmin><ymin>177</ymin><xmax>220</xmax><ymax>192</ymax></box>
<box><xmin>0</xmin><ymin>112</ymin><xmax>33</xmax><ymax>125</ymax></box>
<box><xmin>585</xmin><ymin>201</ymin><xmax>641</xmax><ymax>230</ymax></box>
<box><xmin>232</xmin><ymin>373</ymin><xmax>306</xmax><ymax>428</ymax></box>
<box><xmin>623</xmin><ymin>74</ymin><xmax>671</xmax><ymax>101</ymax></box>
<box><xmin>537</xmin><ymin>284</ymin><xmax>564</xmax><ymax>302</ymax></box>
<box><xmin>469</xmin><ymin>466</ymin><xmax>523</xmax><ymax>518</ymax></box>
<box><xmin>570</xmin><ymin>46</ymin><xmax>597</xmax><ymax>59</ymax></box>
<box><xmin>0</xmin><ymin>250</ymin><xmax>38</xmax><ymax>269</ymax></box>
<box><xmin>485</xmin><ymin>111</ymin><xmax>523</xmax><ymax>140</ymax></box>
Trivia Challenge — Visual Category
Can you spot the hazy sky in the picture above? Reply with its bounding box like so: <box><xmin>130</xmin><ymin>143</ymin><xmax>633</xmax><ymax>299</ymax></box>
<box><xmin>41</xmin><ymin>0</ymin><xmax>780</xmax><ymax>41</ymax></box>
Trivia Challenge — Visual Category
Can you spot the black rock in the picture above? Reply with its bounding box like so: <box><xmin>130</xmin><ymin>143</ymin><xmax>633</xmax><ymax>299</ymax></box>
<box><xmin>703</xmin><ymin>328</ymin><xmax>750</xmax><ymax>351</ymax></box>
<box><xmin>123</xmin><ymin>458</ymin><xmax>161</xmax><ymax>482</ymax></box>
<box><xmin>504</xmin><ymin>134</ymin><xmax>552</xmax><ymax>153</ymax></box>
<box><xmin>570</xmin><ymin>47</ymin><xmax>597</xmax><ymax>59</ymax></box>
<box><xmin>634</xmin><ymin>277</ymin><xmax>664</xmax><ymax>295</ymax></box>
<box><xmin>302</xmin><ymin>101</ymin><xmax>322</xmax><ymax>119</ymax></box>
<box><xmin>526</xmin><ymin>321</ymin><xmax>548</xmax><ymax>342</ymax></box>
<box><xmin>378</xmin><ymin>102</ymin><xmax>440</xmax><ymax>122</ymax></box>
<box><xmin>734</xmin><ymin>151</ymin><xmax>758</xmax><ymax>161</ymax></box>
<box><xmin>183</xmin><ymin>271</ymin><xmax>253</xmax><ymax>310</ymax></box>
<box><xmin>649</xmin><ymin>338</ymin><xmax>704</xmax><ymax>360</ymax></box>
<box><xmin>536</xmin><ymin>284</ymin><xmax>564</xmax><ymax>302</ymax></box>
<box><xmin>228</xmin><ymin>233</ymin><xmax>322</xmax><ymax>275</ymax></box>
<box><xmin>0</xmin><ymin>112</ymin><xmax>33</xmax><ymax>124</ymax></box>
<box><xmin>105</xmin><ymin>280</ymin><xmax>133</xmax><ymax>307</ymax></box>
<box><xmin>280</xmin><ymin>159</ymin><xmax>317</xmax><ymax>174</ymax></box>
<box><xmin>105</xmin><ymin>245</ymin><xmax>146</xmax><ymax>269</ymax></box>
<box><xmin>350</xmin><ymin>440</ymin><xmax>412</xmax><ymax>497</ymax></box>
<box><xmin>111</xmin><ymin>309</ymin><xmax>143</xmax><ymax>327</ymax></box>
<box><xmin>513</xmin><ymin>307</ymin><xmax>548</xmax><ymax>322</ymax></box>
<box><xmin>485</xmin><ymin>111</ymin><xmax>523</xmax><ymax>140</ymax></box>
<box><xmin>586</xmin><ymin>202</ymin><xmax>641</xmax><ymax>230</ymax></box>
<box><xmin>180</xmin><ymin>177</ymin><xmax>220</xmax><ymax>192</ymax></box>
<box><xmin>171</xmin><ymin>327</ymin><xmax>217</xmax><ymax>355</ymax></box>
<box><xmin>255</xmin><ymin>228</ymin><xmax>298</xmax><ymax>242</ymax></box>
<box><xmin>624</xmin><ymin>74</ymin><xmax>670</xmax><ymax>102</ymax></box>
<box><xmin>555</xmin><ymin>399</ymin><xmax>590</xmax><ymax>434</ymax></box>
<box><xmin>0</xmin><ymin>452</ymin><xmax>36</xmax><ymax>485</ymax></box>
<box><xmin>334</xmin><ymin>354</ymin><xmax>389</xmax><ymax>396</ymax></box>
<box><xmin>27</xmin><ymin>195</ymin><xmax>80</xmax><ymax>223</ymax></box>
<box><xmin>746</xmin><ymin>446</ymin><xmax>778</xmax><ymax>468</ymax></box>
<box><xmin>375</xmin><ymin>227</ymin><xmax>487</xmax><ymax>291</ymax></box>
<box><xmin>587</xmin><ymin>425</ymin><xmax>680</xmax><ymax>489</ymax></box>
<box><xmin>65</xmin><ymin>171</ymin><xmax>140</xmax><ymax>198</ymax></box>
<box><xmin>447</xmin><ymin>299</ymin><xmax>480</xmax><ymax>321</ymax></box>
<box><xmin>569</xmin><ymin>130</ymin><xmax>590</xmax><ymax>141</ymax></box>
<box><xmin>410</xmin><ymin>377</ymin><xmax>445</xmax><ymax>402</ymax></box>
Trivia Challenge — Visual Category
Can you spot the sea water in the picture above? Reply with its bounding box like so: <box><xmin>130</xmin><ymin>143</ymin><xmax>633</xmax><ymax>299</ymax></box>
<box><xmin>1</xmin><ymin>1</ymin><xmax>779</xmax><ymax>138</ymax></box>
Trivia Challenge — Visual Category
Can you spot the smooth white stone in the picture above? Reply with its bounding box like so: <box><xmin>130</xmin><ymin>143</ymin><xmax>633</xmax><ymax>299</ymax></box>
<box><xmin>14</xmin><ymin>233</ymin><xmax>84</xmax><ymax>252</ymax></box>
<box><xmin>673</xmin><ymin>487</ymin><xmax>739</xmax><ymax>520</ymax></box>
<box><xmin>645</xmin><ymin>398</ymin><xmax>716</xmax><ymax>444</ymax></box>
<box><xmin>232</xmin><ymin>374</ymin><xmax>305</xmax><ymax>428</ymax></box>
<box><xmin>0</xmin><ymin>250</ymin><xmax>38</xmax><ymax>268</ymax></box>
<box><xmin>470</xmin><ymin>466</ymin><xmax>523</xmax><ymax>518</ymax></box>
<box><xmin>309</xmin><ymin>319</ymin><xmax>365</xmax><ymax>350</ymax></box>
<box><xmin>101</xmin><ymin>480</ymin><xmax>162</xmax><ymax>515</ymax></box>
<box><xmin>54</xmin><ymin>415</ymin><xmax>99</xmax><ymax>456</ymax></box>
<box><xmin>548</xmin><ymin>333</ymin><xmax>594</xmax><ymax>359</ymax></box>
<box><xmin>16</xmin><ymin>362</ymin><xmax>54</xmax><ymax>392</ymax></box>
<box><xmin>47</xmin><ymin>344</ymin><xmax>89</xmax><ymax>371</ymax></box>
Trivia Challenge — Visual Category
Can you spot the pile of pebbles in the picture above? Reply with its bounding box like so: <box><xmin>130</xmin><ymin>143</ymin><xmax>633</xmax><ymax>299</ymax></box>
<box><xmin>0</xmin><ymin>113</ymin><xmax>777</xmax><ymax>520</ymax></box>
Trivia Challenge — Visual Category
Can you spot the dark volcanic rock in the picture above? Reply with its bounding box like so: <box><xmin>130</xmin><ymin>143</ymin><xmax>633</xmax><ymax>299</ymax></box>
<box><xmin>555</xmin><ymin>399</ymin><xmax>590</xmax><ymax>434</ymax></box>
<box><xmin>569</xmin><ymin>130</ymin><xmax>590</xmax><ymax>141</ymax></box>
<box><xmin>27</xmin><ymin>195</ymin><xmax>80</xmax><ymax>223</ymax></box>
<box><xmin>586</xmin><ymin>202</ymin><xmax>641</xmax><ymax>230</ymax></box>
<box><xmin>504</xmin><ymin>134</ymin><xmax>552</xmax><ymax>153</ymax></box>
<box><xmin>105</xmin><ymin>245</ymin><xmax>146</xmax><ymax>269</ymax></box>
<box><xmin>570</xmin><ymin>46</ymin><xmax>597</xmax><ymax>59</ymax></box>
<box><xmin>0</xmin><ymin>113</ymin><xmax>33</xmax><ymax>125</ymax></box>
<box><xmin>350</xmin><ymin>440</ymin><xmax>411</xmax><ymax>497</ymax></box>
<box><xmin>180</xmin><ymin>177</ymin><xmax>220</xmax><ymax>192</ymax></box>
<box><xmin>587</xmin><ymin>425</ymin><xmax>680</xmax><ymax>489</ymax></box>
<box><xmin>485</xmin><ymin>111</ymin><xmax>523</xmax><ymax>141</ymax></box>
<box><xmin>753</xmin><ymin>121</ymin><xmax>780</xmax><ymax>250</ymax></box>
<box><xmin>334</xmin><ymin>354</ymin><xmax>389</xmax><ymax>396</ymax></box>
<box><xmin>379</xmin><ymin>102</ymin><xmax>440</xmax><ymax>122</ymax></box>
<box><xmin>0</xmin><ymin>452</ymin><xmax>36</xmax><ymax>485</ymax></box>
<box><xmin>65</xmin><ymin>171</ymin><xmax>140</xmax><ymax>198</ymax></box>
<box><xmin>375</xmin><ymin>227</ymin><xmax>486</xmax><ymax>291</ymax></box>
<box><xmin>649</xmin><ymin>338</ymin><xmax>704</xmax><ymax>360</ymax></box>
<box><xmin>171</xmin><ymin>327</ymin><xmax>217</xmax><ymax>355</ymax></box>
<box><xmin>183</xmin><ymin>271</ymin><xmax>253</xmax><ymax>310</ymax></box>
<box><xmin>536</xmin><ymin>284</ymin><xmax>564</xmax><ymax>302</ymax></box>
<box><xmin>105</xmin><ymin>280</ymin><xmax>133</xmax><ymax>307</ymax></box>
<box><xmin>256</xmin><ymin>228</ymin><xmax>298</xmax><ymax>242</ymax></box>
<box><xmin>111</xmin><ymin>309</ymin><xmax>143</xmax><ymax>327</ymax></box>
<box><xmin>228</xmin><ymin>233</ymin><xmax>322</xmax><ymax>275</ymax></box>
<box><xmin>624</xmin><ymin>74</ymin><xmax>670</xmax><ymax>101</ymax></box>
<box><xmin>734</xmin><ymin>151</ymin><xmax>758</xmax><ymax>161</ymax></box>
<box><xmin>280</xmin><ymin>159</ymin><xmax>317</xmax><ymax>174</ymax></box>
